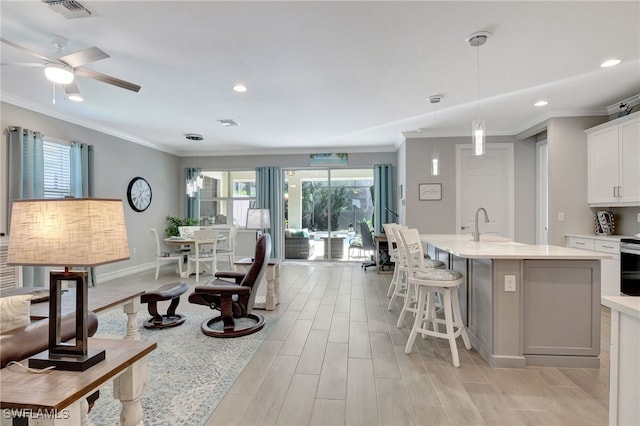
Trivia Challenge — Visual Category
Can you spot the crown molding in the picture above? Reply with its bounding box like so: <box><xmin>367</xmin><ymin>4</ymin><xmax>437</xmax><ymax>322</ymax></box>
<box><xmin>0</xmin><ymin>92</ymin><xmax>178</xmax><ymax>156</ymax></box>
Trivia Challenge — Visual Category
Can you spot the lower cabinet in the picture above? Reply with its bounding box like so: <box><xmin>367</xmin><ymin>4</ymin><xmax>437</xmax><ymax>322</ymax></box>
<box><xmin>522</xmin><ymin>260</ymin><xmax>600</xmax><ymax>357</ymax></box>
<box><xmin>566</xmin><ymin>235</ymin><xmax>621</xmax><ymax>298</ymax></box>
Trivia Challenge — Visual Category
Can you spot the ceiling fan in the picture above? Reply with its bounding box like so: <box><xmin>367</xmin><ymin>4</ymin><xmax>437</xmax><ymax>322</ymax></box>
<box><xmin>1</xmin><ymin>35</ymin><xmax>141</xmax><ymax>100</ymax></box>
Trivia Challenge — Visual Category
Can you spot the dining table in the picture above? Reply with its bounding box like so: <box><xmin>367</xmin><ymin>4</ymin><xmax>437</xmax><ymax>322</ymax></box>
<box><xmin>163</xmin><ymin>235</ymin><xmax>226</xmax><ymax>278</ymax></box>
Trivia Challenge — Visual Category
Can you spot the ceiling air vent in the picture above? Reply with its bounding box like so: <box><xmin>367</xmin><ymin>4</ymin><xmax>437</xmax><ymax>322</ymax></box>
<box><xmin>217</xmin><ymin>119</ymin><xmax>239</xmax><ymax>127</ymax></box>
<box><xmin>42</xmin><ymin>0</ymin><xmax>92</xmax><ymax>18</ymax></box>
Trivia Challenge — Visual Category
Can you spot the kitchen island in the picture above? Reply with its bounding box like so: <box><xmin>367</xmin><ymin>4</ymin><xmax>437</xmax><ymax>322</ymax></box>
<box><xmin>421</xmin><ymin>234</ymin><xmax>609</xmax><ymax>368</ymax></box>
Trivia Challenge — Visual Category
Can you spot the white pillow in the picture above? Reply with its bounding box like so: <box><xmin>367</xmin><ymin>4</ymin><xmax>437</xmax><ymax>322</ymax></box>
<box><xmin>0</xmin><ymin>294</ymin><xmax>33</xmax><ymax>332</ymax></box>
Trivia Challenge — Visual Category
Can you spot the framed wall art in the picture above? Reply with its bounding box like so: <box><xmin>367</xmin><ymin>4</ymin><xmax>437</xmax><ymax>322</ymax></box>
<box><xmin>419</xmin><ymin>183</ymin><xmax>441</xmax><ymax>201</ymax></box>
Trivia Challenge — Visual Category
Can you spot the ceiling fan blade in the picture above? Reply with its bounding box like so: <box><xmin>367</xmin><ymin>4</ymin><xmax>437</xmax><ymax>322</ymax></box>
<box><xmin>64</xmin><ymin>82</ymin><xmax>82</xmax><ymax>97</ymax></box>
<box><xmin>0</xmin><ymin>37</ymin><xmax>55</xmax><ymax>63</ymax></box>
<box><xmin>59</xmin><ymin>46</ymin><xmax>109</xmax><ymax>68</ymax></box>
<box><xmin>74</xmin><ymin>67</ymin><xmax>141</xmax><ymax>92</ymax></box>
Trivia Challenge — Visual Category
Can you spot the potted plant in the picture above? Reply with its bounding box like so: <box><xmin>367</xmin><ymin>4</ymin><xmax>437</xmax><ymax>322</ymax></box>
<box><xmin>165</xmin><ymin>216</ymin><xmax>199</xmax><ymax>238</ymax></box>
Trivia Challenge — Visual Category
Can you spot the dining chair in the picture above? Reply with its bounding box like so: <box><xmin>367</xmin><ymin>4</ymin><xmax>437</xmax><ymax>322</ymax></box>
<box><xmin>216</xmin><ymin>226</ymin><xmax>239</xmax><ymax>271</ymax></box>
<box><xmin>187</xmin><ymin>229</ymin><xmax>218</xmax><ymax>282</ymax></box>
<box><xmin>150</xmin><ymin>228</ymin><xmax>183</xmax><ymax>280</ymax></box>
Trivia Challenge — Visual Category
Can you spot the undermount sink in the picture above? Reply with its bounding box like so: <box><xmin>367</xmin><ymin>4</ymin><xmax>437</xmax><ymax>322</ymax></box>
<box><xmin>471</xmin><ymin>235</ymin><xmax>512</xmax><ymax>242</ymax></box>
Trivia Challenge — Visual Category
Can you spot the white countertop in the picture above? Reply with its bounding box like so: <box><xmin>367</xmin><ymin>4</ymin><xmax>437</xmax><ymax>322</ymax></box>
<box><xmin>601</xmin><ymin>296</ymin><xmax>640</xmax><ymax>320</ymax></box>
<box><xmin>421</xmin><ymin>234</ymin><xmax>611</xmax><ymax>260</ymax></box>
<box><xmin>565</xmin><ymin>233</ymin><xmax>633</xmax><ymax>242</ymax></box>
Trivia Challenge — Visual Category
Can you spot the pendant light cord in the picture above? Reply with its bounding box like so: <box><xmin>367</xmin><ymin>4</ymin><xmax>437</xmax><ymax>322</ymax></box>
<box><xmin>476</xmin><ymin>44</ymin><xmax>480</xmax><ymax>121</ymax></box>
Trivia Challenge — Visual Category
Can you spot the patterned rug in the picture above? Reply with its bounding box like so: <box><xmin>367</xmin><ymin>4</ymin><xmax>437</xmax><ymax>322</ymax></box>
<box><xmin>88</xmin><ymin>305</ymin><xmax>280</xmax><ymax>426</ymax></box>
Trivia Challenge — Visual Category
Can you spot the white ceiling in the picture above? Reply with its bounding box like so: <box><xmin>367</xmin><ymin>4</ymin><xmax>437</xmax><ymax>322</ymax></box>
<box><xmin>1</xmin><ymin>1</ymin><xmax>639</xmax><ymax>156</ymax></box>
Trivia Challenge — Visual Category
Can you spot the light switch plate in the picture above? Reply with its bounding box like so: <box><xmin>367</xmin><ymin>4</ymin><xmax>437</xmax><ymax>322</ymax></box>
<box><xmin>558</xmin><ymin>212</ymin><xmax>565</xmax><ymax>222</ymax></box>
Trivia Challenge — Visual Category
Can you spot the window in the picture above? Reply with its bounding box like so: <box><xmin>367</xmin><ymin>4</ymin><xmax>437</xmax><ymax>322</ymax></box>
<box><xmin>199</xmin><ymin>171</ymin><xmax>256</xmax><ymax>226</ymax></box>
<box><xmin>43</xmin><ymin>140</ymin><xmax>71</xmax><ymax>198</ymax></box>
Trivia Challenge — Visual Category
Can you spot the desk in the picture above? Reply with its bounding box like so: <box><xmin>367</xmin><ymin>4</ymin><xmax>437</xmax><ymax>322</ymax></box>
<box><xmin>29</xmin><ymin>288</ymin><xmax>144</xmax><ymax>340</ymax></box>
<box><xmin>374</xmin><ymin>234</ymin><xmax>392</xmax><ymax>274</ymax></box>
<box><xmin>234</xmin><ymin>258</ymin><xmax>281</xmax><ymax>311</ymax></box>
<box><xmin>1</xmin><ymin>337</ymin><xmax>156</xmax><ymax>426</ymax></box>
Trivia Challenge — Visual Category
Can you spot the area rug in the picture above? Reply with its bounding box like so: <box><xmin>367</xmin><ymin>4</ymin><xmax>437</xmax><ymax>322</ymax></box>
<box><xmin>88</xmin><ymin>306</ymin><xmax>281</xmax><ymax>426</ymax></box>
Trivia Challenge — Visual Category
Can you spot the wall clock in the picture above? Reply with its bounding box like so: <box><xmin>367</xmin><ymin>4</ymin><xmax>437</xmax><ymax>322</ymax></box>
<box><xmin>127</xmin><ymin>177</ymin><xmax>152</xmax><ymax>212</ymax></box>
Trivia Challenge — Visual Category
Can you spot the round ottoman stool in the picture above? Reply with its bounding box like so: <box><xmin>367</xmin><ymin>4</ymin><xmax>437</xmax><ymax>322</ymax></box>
<box><xmin>140</xmin><ymin>281</ymin><xmax>189</xmax><ymax>329</ymax></box>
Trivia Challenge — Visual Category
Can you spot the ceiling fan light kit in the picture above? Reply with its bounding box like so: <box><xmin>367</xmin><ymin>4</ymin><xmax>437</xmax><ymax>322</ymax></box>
<box><xmin>1</xmin><ymin>35</ymin><xmax>141</xmax><ymax>102</ymax></box>
<box><xmin>64</xmin><ymin>83</ymin><xmax>83</xmax><ymax>102</ymax></box>
<box><xmin>44</xmin><ymin>62</ymin><xmax>74</xmax><ymax>84</ymax></box>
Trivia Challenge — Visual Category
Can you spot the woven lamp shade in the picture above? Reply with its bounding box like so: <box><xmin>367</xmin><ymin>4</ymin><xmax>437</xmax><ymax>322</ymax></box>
<box><xmin>8</xmin><ymin>198</ymin><xmax>130</xmax><ymax>267</ymax></box>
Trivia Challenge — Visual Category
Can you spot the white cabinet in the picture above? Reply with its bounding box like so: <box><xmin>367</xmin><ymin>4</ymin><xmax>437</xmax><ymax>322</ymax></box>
<box><xmin>587</xmin><ymin>114</ymin><xmax>640</xmax><ymax>206</ymax></box>
<box><xmin>566</xmin><ymin>235</ymin><xmax>620</xmax><ymax>298</ymax></box>
<box><xmin>601</xmin><ymin>297</ymin><xmax>640</xmax><ymax>426</ymax></box>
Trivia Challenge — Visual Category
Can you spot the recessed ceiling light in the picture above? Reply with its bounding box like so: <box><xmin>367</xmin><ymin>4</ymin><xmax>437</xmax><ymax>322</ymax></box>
<box><xmin>185</xmin><ymin>133</ymin><xmax>204</xmax><ymax>141</ymax></box>
<box><xmin>233</xmin><ymin>84</ymin><xmax>247</xmax><ymax>93</ymax></box>
<box><xmin>600</xmin><ymin>59</ymin><xmax>621</xmax><ymax>68</ymax></box>
<box><xmin>217</xmin><ymin>119</ymin><xmax>239</xmax><ymax>127</ymax></box>
<box><xmin>534</xmin><ymin>100</ymin><xmax>548</xmax><ymax>107</ymax></box>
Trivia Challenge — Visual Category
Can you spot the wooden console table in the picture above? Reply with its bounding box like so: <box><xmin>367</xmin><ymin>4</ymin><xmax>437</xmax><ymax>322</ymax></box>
<box><xmin>1</xmin><ymin>338</ymin><xmax>156</xmax><ymax>425</ymax></box>
<box><xmin>234</xmin><ymin>258</ymin><xmax>281</xmax><ymax>310</ymax></box>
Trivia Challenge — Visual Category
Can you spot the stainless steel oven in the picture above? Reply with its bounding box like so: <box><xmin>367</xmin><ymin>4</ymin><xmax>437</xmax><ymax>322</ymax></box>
<box><xmin>620</xmin><ymin>238</ymin><xmax>640</xmax><ymax>296</ymax></box>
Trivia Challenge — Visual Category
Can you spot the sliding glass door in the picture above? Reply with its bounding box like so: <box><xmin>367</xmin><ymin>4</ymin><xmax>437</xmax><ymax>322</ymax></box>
<box><xmin>284</xmin><ymin>168</ymin><xmax>373</xmax><ymax>261</ymax></box>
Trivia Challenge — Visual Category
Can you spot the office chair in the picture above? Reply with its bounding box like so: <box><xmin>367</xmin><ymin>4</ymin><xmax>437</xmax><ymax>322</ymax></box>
<box><xmin>359</xmin><ymin>222</ymin><xmax>377</xmax><ymax>270</ymax></box>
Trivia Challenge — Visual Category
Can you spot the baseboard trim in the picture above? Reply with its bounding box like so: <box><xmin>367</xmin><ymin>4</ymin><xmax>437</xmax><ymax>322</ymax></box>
<box><xmin>97</xmin><ymin>262</ymin><xmax>154</xmax><ymax>284</ymax></box>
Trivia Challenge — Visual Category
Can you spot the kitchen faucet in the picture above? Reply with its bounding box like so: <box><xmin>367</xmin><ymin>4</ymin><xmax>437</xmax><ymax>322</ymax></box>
<box><xmin>473</xmin><ymin>207</ymin><xmax>490</xmax><ymax>242</ymax></box>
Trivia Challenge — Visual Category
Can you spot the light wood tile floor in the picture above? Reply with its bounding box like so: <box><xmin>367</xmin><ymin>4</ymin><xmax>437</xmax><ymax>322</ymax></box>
<box><xmin>201</xmin><ymin>263</ymin><xmax>611</xmax><ymax>426</ymax></box>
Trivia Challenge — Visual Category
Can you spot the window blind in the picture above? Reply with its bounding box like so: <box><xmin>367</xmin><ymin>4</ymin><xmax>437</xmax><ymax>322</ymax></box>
<box><xmin>43</xmin><ymin>140</ymin><xmax>71</xmax><ymax>198</ymax></box>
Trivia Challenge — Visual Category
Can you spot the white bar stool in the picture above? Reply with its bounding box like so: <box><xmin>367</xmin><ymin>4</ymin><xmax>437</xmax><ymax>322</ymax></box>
<box><xmin>393</xmin><ymin>226</ymin><xmax>444</xmax><ymax>326</ymax></box>
<box><xmin>382</xmin><ymin>223</ymin><xmax>402</xmax><ymax>298</ymax></box>
<box><xmin>399</xmin><ymin>228</ymin><xmax>471</xmax><ymax>367</ymax></box>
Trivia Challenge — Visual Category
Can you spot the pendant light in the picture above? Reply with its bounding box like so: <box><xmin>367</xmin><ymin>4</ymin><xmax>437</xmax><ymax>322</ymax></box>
<box><xmin>185</xmin><ymin>134</ymin><xmax>205</xmax><ymax>197</ymax></box>
<box><xmin>467</xmin><ymin>31</ymin><xmax>490</xmax><ymax>156</ymax></box>
<box><xmin>427</xmin><ymin>95</ymin><xmax>443</xmax><ymax>176</ymax></box>
<box><xmin>431</xmin><ymin>152</ymin><xmax>440</xmax><ymax>176</ymax></box>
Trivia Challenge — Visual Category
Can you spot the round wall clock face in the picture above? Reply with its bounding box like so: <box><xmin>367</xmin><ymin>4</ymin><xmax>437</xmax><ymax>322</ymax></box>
<box><xmin>127</xmin><ymin>177</ymin><xmax>152</xmax><ymax>212</ymax></box>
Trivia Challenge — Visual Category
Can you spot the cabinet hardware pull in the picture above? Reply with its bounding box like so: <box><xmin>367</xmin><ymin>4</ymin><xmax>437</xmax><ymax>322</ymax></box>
<box><xmin>575</xmin><ymin>241</ymin><xmax>585</xmax><ymax>245</ymax></box>
<box><xmin>602</xmin><ymin>245</ymin><xmax>614</xmax><ymax>249</ymax></box>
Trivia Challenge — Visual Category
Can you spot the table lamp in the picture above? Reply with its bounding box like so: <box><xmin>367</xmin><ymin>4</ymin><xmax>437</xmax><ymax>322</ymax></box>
<box><xmin>7</xmin><ymin>198</ymin><xmax>130</xmax><ymax>371</ymax></box>
<box><xmin>246</xmin><ymin>208</ymin><xmax>270</xmax><ymax>238</ymax></box>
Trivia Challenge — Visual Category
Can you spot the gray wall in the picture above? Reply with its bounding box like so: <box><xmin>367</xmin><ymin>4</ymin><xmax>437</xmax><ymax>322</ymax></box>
<box><xmin>403</xmin><ymin>135</ymin><xmax>537</xmax><ymax>243</ymax></box>
<box><xmin>1</xmin><ymin>101</ymin><xmax>398</xmax><ymax>280</ymax></box>
<box><xmin>546</xmin><ymin>116</ymin><xmax>608</xmax><ymax>245</ymax></box>
<box><xmin>1</xmin><ymin>102</ymin><xmax>181</xmax><ymax>279</ymax></box>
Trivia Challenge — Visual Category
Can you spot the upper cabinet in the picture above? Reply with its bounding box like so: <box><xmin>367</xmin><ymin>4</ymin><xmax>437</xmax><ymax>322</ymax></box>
<box><xmin>587</xmin><ymin>114</ymin><xmax>640</xmax><ymax>206</ymax></box>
